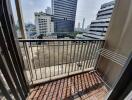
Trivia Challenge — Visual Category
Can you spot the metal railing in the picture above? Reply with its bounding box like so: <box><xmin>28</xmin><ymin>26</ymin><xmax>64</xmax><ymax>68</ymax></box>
<box><xmin>18</xmin><ymin>39</ymin><xmax>104</xmax><ymax>85</ymax></box>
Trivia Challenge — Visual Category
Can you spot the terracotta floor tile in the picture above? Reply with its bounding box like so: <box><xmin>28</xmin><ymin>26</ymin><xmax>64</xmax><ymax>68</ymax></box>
<box><xmin>27</xmin><ymin>71</ymin><xmax>109</xmax><ymax>100</ymax></box>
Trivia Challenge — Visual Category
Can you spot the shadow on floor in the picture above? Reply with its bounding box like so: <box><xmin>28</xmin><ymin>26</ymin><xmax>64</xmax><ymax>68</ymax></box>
<box><xmin>28</xmin><ymin>70</ymin><xmax>108</xmax><ymax>100</ymax></box>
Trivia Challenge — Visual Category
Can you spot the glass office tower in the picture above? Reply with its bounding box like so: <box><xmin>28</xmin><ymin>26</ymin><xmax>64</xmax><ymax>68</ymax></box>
<box><xmin>52</xmin><ymin>0</ymin><xmax>78</xmax><ymax>32</ymax></box>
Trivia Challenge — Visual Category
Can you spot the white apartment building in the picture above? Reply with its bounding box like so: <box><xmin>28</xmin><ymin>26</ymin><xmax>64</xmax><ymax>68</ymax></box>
<box><xmin>35</xmin><ymin>12</ymin><xmax>54</xmax><ymax>35</ymax></box>
<box><xmin>83</xmin><ymin>1</ymin><xmax>115</xmax><ymax>39</ymax></box>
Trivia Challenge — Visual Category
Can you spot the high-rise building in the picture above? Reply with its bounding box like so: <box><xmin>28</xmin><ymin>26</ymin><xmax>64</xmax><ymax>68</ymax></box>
<box><xmin>52</xmin><ymin>0</ymin><xmax>78</xmax><ymax>32</ymax></box>
<box><xmin>35</xmin><ymin>12</ymin><xmax>54</xmax><ymax>35</ymax></box>
<box><xmin>45</xmin><ymin>7</ymin><xmax>52</xmax><ymax>15</ymax></box>
<box><xmin>83</xmin><ymin>1</ymin><xmax>115</xmax><ymax>39</ymax></box>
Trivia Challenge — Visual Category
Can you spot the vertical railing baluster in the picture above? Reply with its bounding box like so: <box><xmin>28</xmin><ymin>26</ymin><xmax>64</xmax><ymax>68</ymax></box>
<box><xmin>30</xmin><ymin>42</ymin><xmax>37</xmax><ymax>80</ymax></box>
<box><xmin>85</xmin><ymin>41</ymin><xmax>90</xmax><ymax>68</ymax></box>
<box><xmin>85</xmin><ymin>41</ymin><xmax>92</xmax><ymax>68</ymax></box>
<box><xmin>53</xmin><ymin>41</ymin><xmax>55</xmax><ymax>76</ymax></box>
<box><xmin>82</xmin><ymin>41</ymin><xmax>86</xmax><ymax>70</ymax></box>
<box><xmin>48</xmin><ymin>41</ymin><xmax>51</xmax><ymax>79</ymax></box>
<box><xmin>86</xmin><ymin>41</ymin><xmax>93</xmax><ymax>68</ymax></box>
<box><xmin>65</xmin><ymin>41</ymin><xmax>68</xmax><ymax>74</ymax></box>
<box><xmin>90</xmin><ymin>41</ymin><xmax>97</xmax><ymax>67</ymax></box>
<box><xmin>61</xmin><ymin>41</ymin><xmax>64</xmax><ymax>74</ymax></box>
<box><xmin>42</xmin><ymin>42</ymin><xmax>46</xmax><ymax>78</ymax></box>
<box><xmin>83</xmin><ymin>41</ymin><xmax>89</xmax><ymax>69</ymax></box>
<box><xmin>58</xmin><ymin>41</ymin><xmax>59</xmax><ymax>75</ymax></box>
<box><xmin>89</xmin><ymin>41</ymin><xmax>97</xmax><ymax>68</ymax></box>
<box><xmin>72</xmin><ymin>41</ymin><xmax>76</xmax><ymax>72</ymax></box>
<box><xmin>75</xmin><ymin>41</ymin><xmax>80</xmax><ymax>71</ymax></box>
<box><xmin>68</xmin><ymin>41</ymin><xmax>73</xmax><ymax>74</ymax></box>
<box><xmin>87</xmin><ymin>41</ymin><xmax>95</xmax><ymax>68</ymax></box>
<box><xmin>81</xmin><ymin>41</ymin><xmax>88</xmax><ymax>71</ymax></box>
<box><xmin>90</xmin><ymin>41</ymin><xmax>100</xmax><ymax>68</ymax></box>
<box><xmin>37</xmin><ymin>42</ymin><xmax>42</xmax><ymax>79</ymax></box>
<box><xmin>78</xmin><ymin>41</ymin><xmax>83</xmax><ymax>70</ymax></box>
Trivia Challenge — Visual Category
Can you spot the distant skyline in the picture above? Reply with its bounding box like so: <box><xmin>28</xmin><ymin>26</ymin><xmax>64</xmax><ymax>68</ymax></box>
<box><xmin>11</xmin><ymin>0</ymin><xmax>113</xmax><ymax>28</ymax></box>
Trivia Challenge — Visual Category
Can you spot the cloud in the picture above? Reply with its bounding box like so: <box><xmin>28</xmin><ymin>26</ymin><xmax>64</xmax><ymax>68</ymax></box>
<box><xmin>10</xmin><ymin>0</ymin><xmax>51</xmax><ymax>24</ymax></box>
<box><xmin>11</xmin><ymin>0</ymin><xmax>112</xmax><ymax>28</ymax></box>
<box><xmin>75</xmin><ymin>0</ymin><xmax>113</xmax><ymax>28</ymax></box>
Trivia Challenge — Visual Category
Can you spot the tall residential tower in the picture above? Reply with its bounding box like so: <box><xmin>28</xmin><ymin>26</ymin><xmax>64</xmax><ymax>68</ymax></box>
<box><xmin>52</xmin><ymin>0</ymin><xmax>78</xmax><ymax>32</ymax></box>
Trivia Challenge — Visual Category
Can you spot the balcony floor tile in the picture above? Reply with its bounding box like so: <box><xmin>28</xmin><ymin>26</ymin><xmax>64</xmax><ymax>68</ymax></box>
<box><xmin>27</xmin><ymin>70</ymin><xmax>108</xmax><ymax>100</ymax></box>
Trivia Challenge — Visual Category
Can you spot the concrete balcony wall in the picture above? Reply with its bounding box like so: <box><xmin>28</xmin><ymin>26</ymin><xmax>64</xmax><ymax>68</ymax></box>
<box><xmin>97</xmin><ymin>0</ymin><xmax>132</xmax><ymax>87</ymax></box>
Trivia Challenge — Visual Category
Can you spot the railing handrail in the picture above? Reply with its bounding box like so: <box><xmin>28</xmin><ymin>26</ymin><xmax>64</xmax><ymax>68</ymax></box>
<box><xmin>18</xmin><ymin>39</ymin><xmax>105</xmax><ymax>42</ymax></box>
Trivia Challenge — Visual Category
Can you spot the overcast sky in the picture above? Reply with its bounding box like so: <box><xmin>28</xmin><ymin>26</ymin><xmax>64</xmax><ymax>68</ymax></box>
<box><xmin>11</xmin><ymin>0</ymin><xmax>112</xmax><ymax>28</ymax></box>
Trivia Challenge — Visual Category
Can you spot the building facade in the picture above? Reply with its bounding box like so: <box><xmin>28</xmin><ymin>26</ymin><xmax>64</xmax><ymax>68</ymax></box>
<box><xmin>52</xmin><ymin>0</ymin><xmax>78</xmax><ymax>32</ymax></box>
<box><xmin>83</xmin><ymin>1</ymin><xmax>115</xmax><ymax>39</ymax></box>
<box><xmin>25</xmin><ymin>24</ymin><xmax>38</xmax><ymax>39</ymax></box>
<box><xmin>35</xmin><ymin>12</ymin><xmax>54</xmax><ymax>35</ymax></box>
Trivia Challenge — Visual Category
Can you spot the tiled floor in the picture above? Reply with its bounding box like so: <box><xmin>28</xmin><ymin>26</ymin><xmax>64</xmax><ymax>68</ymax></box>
<box><xmin>28</xmin><ymin>70</ymin><xmax>108</xmax><ymax>100</ymax></box>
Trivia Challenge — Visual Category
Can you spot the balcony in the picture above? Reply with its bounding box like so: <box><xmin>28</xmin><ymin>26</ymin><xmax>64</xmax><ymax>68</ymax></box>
<box><xmin>0</xmin><ymin>38</ymin><xmax>129</xmax><ymax>100</ymax></box>
<box><xmin>17</xmin><ymin>39</ymin><xmax>111</xmax><ymax>99</ymax></box>
<box><xmin>1</xmin><ymin>0</ymin><xmax>132</xmax><ymax>99</ymax></box>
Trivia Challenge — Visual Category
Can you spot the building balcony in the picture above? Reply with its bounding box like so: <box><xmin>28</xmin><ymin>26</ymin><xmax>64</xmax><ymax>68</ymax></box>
<box><xmin>0</xmin><ymin>37</ymin><xmax>129</xmax><ymax>100</ymax></box>
<box><xmin>16</xmin><ymin>38</ymin><xmax>129</xmax><ymax>100</ymax></box>
<box><xmin>16</xmin><ymin>39</ymin><xmax>111</xmax><ymax>100</ymax></box>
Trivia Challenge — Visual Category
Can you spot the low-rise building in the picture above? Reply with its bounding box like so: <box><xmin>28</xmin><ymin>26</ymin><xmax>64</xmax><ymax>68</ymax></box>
<box><xmin>25</xmin><ymin>24</ymin><xmax>37</xmax><ymax>38</ymax></box>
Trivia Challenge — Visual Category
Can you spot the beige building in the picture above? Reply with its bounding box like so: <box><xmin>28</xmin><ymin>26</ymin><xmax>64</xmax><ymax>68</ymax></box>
<box><xmin>35</xmin><ymin>12</ymin><xmax>54</xmax><ymax>35</ymax></box>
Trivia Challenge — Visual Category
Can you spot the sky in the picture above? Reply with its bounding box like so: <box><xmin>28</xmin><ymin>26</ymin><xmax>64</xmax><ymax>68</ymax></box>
<box><xmin>11</xmin><ymin>0</ymin><xmax>112</xmax><ymax>28</ymax></box>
